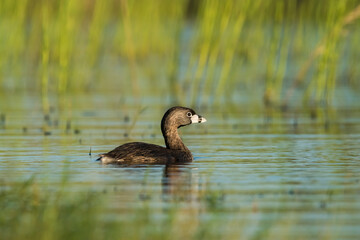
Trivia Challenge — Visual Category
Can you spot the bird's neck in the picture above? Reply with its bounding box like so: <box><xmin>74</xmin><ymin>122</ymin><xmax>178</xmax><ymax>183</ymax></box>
<box><xmin>162</xmin><ymin>126</ymin><xmax>189</xmax><ymax>152</ymax></box>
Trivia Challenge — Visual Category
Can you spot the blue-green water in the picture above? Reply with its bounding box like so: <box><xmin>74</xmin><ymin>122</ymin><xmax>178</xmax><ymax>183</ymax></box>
<box><xmin>1</xmin><ymin>92</ymin><xmax>360</xmax><ymax>239</ymax></box>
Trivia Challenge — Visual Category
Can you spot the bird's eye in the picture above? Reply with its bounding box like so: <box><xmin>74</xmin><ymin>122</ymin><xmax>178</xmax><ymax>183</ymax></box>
<box><xmin>186</xmin><ymin>112</ymin><xmax>192</xmax><ymax>117</ymax></box>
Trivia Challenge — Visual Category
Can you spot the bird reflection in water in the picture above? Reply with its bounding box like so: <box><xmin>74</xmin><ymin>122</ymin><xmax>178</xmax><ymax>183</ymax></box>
<box><xmin>105</xmin><ymin>163</ymin><xmax>199</xmax><ymax>202</ymax></box>
<box><xmin>162</xmin><ymin>164</ymin><xmax>198</xmax><ymax>202</ymax></box>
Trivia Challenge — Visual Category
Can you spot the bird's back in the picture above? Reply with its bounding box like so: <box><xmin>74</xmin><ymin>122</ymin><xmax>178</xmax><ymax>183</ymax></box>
<box><xmin>98</xmin><ymin>142</ymin><xmax>193</xmax><ymax>164</ymax></box>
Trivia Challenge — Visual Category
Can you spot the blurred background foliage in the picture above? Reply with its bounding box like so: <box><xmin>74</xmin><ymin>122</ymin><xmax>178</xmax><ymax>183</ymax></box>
<box><xmin>0</xmin><ymin>0</ymin><xmax>360</xmax><ymax>108</ymax></box>
<box><xmin>1</xmin><ymin>2</ymin><xmax>360</xmax><ymax>239</ymax></box>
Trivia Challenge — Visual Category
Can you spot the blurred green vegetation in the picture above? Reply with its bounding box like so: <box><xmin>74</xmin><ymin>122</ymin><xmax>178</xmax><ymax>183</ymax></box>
<box><xmin>2</xmin><ymin>2</ymin><xmax>360</xmax><ymax>239</ymax></box>
<box><xmin>2</xmin><ymin>162</ymin><xmax>358</xmax><ymax>240</ymax></box>
<box><xmin>0</xmin><ymin>173</ymin><xmax>235</xmax><ymax>240</ymax></box>
<box><xmin>0</xmin><ymin>0</ymin><xmax>360</xmax><ymax>107</ymax></box>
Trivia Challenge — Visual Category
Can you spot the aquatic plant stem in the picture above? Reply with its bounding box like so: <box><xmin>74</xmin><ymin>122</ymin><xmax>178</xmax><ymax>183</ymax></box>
<box><xmin>41</xmin><ymin>1</ymin><xmax>50</xmax><ymax>114</ymax></box>
<box><xmin>283</xmin><ymin>3</ymin><xmax>360</xmax><ymax>108</ymax></box>
<box><xmin>120</xmin><ymin>0</ymin><xmax>140</xmax><ymax>103</ymax></box>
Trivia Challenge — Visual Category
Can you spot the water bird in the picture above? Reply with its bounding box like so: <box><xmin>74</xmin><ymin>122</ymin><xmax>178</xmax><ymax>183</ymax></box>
<box><xmin>97</xmin><ymin>106</ymin><xmax>207</xmax><ymax>164</ymax></box>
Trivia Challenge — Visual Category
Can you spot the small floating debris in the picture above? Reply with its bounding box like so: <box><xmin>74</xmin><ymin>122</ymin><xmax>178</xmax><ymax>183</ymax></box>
<box><xmin>44</xmin><ymin>131</ymin><xmax>51</xmax><ymax>136</ymax></box>
<box><xmin>44</xmin><ymin>114</ymin><xmax>53</xmax><ymax>126</ymax></box>
<box><xmin>324</xmin><ymin>120</ymin><xmax>329</xmax><ymax>131</ymax></box>
<box><xmin>319</xmin><ymin>201</ymin><xmax>327</xmax><ymax>209</ymax></box>
<box><xmin>66</xmin><ymin>120</ymin><xmax>71</xmax><ymax>133</ymax></box>
<box><xmin>0</xmin><ymin>113</ymin><xmax>5</xmax><ymax>128</ymax></box>
<box><xmin>124</xmin><ymin>115</ymin><xmax>130</xmax><ymax>122</ymax></box>
<box><xmin>310</xmin><ymin>109</ymin><xmax>317</xmax><ymax>120</ymax></box>
<box><xmin>293</xmin><ymin>118</ymin><xmax>298</xmax><ymax>129</ymax></box>
<box><xmin>43</xmin><ymin>125</ymin><xmax>51</xmax><ymax>135</ymax></box>
<box><xmin>139</xmin><ymin>193</ymin><xmax>151</xmax><ymax>201</ymax></box>
<box><xmin>74</xmin><ymin>129</ymin><xmax>81</xmax><ymax>134</ymax></box>
<box><xmin>22</xmin><ymin>127</ymin><xmax>27</xmax><ymax>133</ymax></box>
<box><xmin>44</xmin><ymin>114</ymin><xmax>50</xmax><ymax>121</ymax></box>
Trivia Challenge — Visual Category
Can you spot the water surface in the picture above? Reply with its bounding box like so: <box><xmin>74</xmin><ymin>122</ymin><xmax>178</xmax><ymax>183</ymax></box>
<box><xmin>1</xmin><ymin>93</ymin><xmax>360</xmax><ymax>239</ymax></box>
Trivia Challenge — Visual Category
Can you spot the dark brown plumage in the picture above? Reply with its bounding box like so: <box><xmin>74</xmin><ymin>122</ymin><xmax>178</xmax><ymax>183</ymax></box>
<box><xmin>97</xmin><ymin>106</ymin><xmax>207</xmax><ymax>164</ymax></box>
